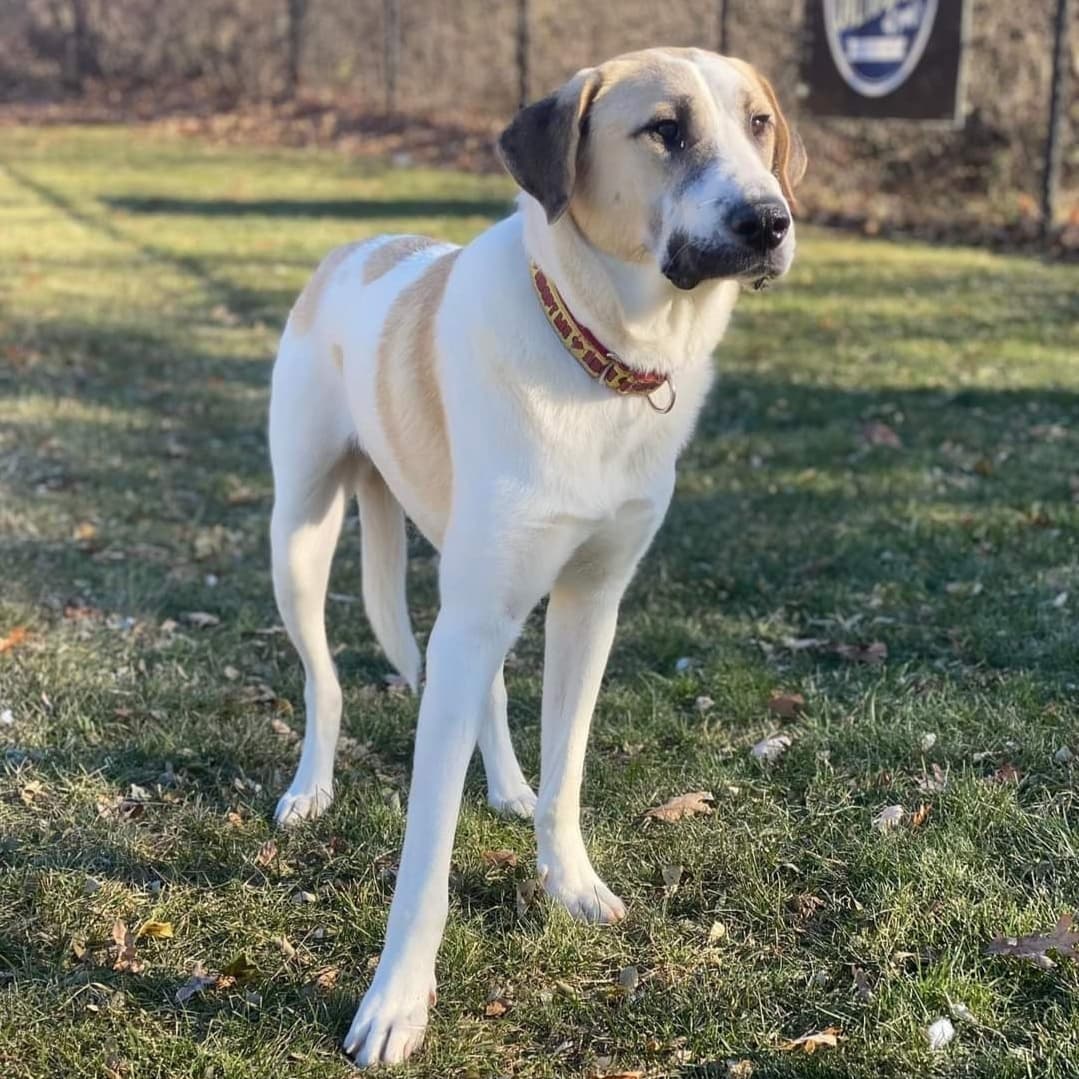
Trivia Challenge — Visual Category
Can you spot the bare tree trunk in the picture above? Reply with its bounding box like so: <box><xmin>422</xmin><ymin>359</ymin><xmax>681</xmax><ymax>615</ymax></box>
<box><xmin>284</xmin><ymin>0</ymin><xmax>307</xmax><ymax>100</ymax></box>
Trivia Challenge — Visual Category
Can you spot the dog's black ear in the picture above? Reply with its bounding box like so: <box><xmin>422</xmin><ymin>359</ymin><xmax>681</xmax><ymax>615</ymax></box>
<box><xmin>497</xmin><ymin>68</ymin><xmax>603</xmax><ymax>224</ymax></box>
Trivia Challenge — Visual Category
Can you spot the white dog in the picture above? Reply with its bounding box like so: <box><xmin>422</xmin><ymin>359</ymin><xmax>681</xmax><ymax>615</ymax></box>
<box><xmin>268</xmin><ymin>47</ymin><xmax>805</xmax><ymax>1066</ymax></box>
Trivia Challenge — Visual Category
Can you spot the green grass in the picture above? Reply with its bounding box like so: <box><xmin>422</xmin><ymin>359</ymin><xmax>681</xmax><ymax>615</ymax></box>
<box><xmin>1</xmin><ymin>125</ymin><xmax>1078</xmax><ymax>1079</ymax></box>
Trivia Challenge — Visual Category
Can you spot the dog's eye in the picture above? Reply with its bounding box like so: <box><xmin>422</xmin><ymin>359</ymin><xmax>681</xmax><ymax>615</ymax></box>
<box><xmin>751</xmin><ymin>114</ymin><xmax>772</xmax><ymax>138</ymax></box>
<box><xmin>649</xmin><ymin>119</ymin><xmax>684</xmax><ymax>151</ymax></box>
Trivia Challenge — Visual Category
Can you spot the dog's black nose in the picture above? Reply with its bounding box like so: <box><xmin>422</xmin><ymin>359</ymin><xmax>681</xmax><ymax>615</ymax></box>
<box><xmin>728</xmin><ymin>200</ymin><xmax>790</xmax><ymax>251</ymax></box>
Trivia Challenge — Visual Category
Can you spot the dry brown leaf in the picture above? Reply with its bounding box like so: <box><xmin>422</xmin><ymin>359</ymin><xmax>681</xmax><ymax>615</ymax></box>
<box><xmin>135</xmin><ymin>920</ymin><xmax>173</xmax><ymax>940</ymax></box>
<box><xmin>111</xmin><ymin>920</ymin><xmax>145</xmax><ymax>974</ymax></box>
<box><xmin>484</xmin><ymin>996</ymin><xmax>511</xmax><ymax>1018</ymax></box>
<box><xmin>645</xmin><ymin>790</ymin><xmax>714</xmax><ymax>823</ymax></box>
<box><xmin>836</xmin><ymin>641</ymin><xmax>888</xmax><ymax>664</ymax></box>
<box><xmin>990</xmin><ymin>762</ymin><xmax>1022</xmax><ymax>784</ymax></box>
<box><xmin>481</xmin><ymin>848</ymin><xmax>519</xmax><ymax>869</ymax></box>
<box><xmin>175</xmin><ymin>963</ymin><xmax>217</xmax><ymax>1004</ymax></box>
<box><xmin>310</xmin><ymin>966</ymin><xmax>339</xmax><ymax>992</ymax></box>
<box><xmin>751</xmin><ymin>734</ymin><xmax>792</xmax><ymax>762</ymax></box>
<box><xmin>985</xmin><ymin>913</ymin><xmax>1079</xmax><ymax>969</ymax></box>
<box><xmin>661</xmin><ymin>864</ymin><xmax>684</xmax><ymax>895</ymax></box>
<box><xmin>0</xmin><ymin>626</ymin><xmax>30</xmax><ymax>654</ymax></box>
<box><xmin>19</xmin><ymin>780</ymin><xmax>45</xmax><ymax>806</ymax></box>
<box><xmin>861</xmin><ymin>421</ymin><xmax>903</xmax><ymax>448</ymax></box>
<box><xmin>911</xmin><ymin>803</ymin><xmax>932</xmax><ymax>829</ymax></box>
<box><xmin>767</xmin><ymin>692</ymin><xmax>806</xmax><ymax>718</ymax></box>
<box><xmin>254</xmin><ymin>839</ymin><xmax>278</xmax><ymax>867</ymax></box>
<box><xmin>778</xmin><ymin>1026</ymin><xmax>842</xmax><ymax>1053</ymax></box>
<box><xmin>515</xmin><ymin>879</ymin><xmax>541</xmax><ymax>918</ymax></box>
<box><xmin>917</xmin><ymin>763</ymin><xmax>949</xmax><ymax>793</ymax></box>
<box><xmin>183</xmin><ymin>611</ymin><xmax>220</xmax><ymax>629</ymax></box>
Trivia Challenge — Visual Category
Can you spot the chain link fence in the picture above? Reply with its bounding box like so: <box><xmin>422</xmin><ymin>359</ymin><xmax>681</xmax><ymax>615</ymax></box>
<box><xmin>1</xmin><ymin>1</ymin><xmax>1076</xmax><ymax>241</ymax></box>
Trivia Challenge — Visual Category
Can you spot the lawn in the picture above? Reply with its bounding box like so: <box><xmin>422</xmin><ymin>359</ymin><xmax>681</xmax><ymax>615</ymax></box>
<box><xmin>1</xmin><ymin>125</ymin><xmax>1078</xmax><ymax>1079</ymax></box>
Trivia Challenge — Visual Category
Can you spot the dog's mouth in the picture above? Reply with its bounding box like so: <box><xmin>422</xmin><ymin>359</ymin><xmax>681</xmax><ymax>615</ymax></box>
<box><xmin>661</xmin><ymin>236</ymin><xmax>789</xmax><ymax>291</ymax></box>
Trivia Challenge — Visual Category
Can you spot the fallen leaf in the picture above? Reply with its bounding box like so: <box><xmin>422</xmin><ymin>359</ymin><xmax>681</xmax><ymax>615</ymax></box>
<box><xmin>661</xmin><ymin>864</ymin><xmax>683</xmax><ymax>895</ymax></box>
<box><xmin>255</xmin><ymin>839</ymin><xmax>278</xmax><ymax>867</ymax></box>
<box><xmin>175</xmin><ymin>963</ymin><xmax>217</xmax><ymax>1004</ymax></box>
<box><xmin>111</xmin><ymin>920</ymin><xmax>145</xmax><ymax>974</ymax></box>
<box><xmin>920</xmin><ymin>732</ymin><xmax>938</xmax><ymax>752</ymax></box>
<box><xmin>223</xmin><ymin>665</ymin><xmax>240</xmax><ymax>681</ymax></box>
<box><xmin>873</xmin><ymin>804</ymin><xmax>905</xmax><ymax>831</ymax></box>
<box><xmin>861</xmin><ymin>421</ymin><xmax>903</xmax><ymax>448</ymax></box>
<box><xmin>270</xmin><ymin>717</ymin><xmax>298</xmax><ymax>741</ymax></box>
<box><xmin>481</xmin><ymin>849</ymin><xmax>518</xmax><ymax>869</ymax></box>
<box><xmin>221</xmin><ymin>952</ymin><xmax>259</xmax><ymax>983</ymax></box>
<box><xmin>990</xmin><ymin>762</ymin><xmax>1022</xmax><ymax>784</ymax></box>
<box><xmin>695</xmin><ymin>695</ymin><xmax>714</xmax><ymax>713</ymax></box>
<box><xmin>72</xmin><ymin>521</ymin><xmax>98</xmax><ymax>542</ymax></box>
<box><xmin>835</xmin><ymin>641</ymin><xmax>887</xmax><ymax>664</ymax></box>
<box><xmin>19</xmin><ymin>780</ymin><xmax>45</xmax><ymax>805</ymax></box>
<box><xmin>618</xmin><ymin>965</ymin><xmax>639</xmax><ymax>996</ymax></box>
<box><xmin>644</xmin><ymin>790</ymin><xmax>715</xmax><ymax>823</ymax></box>
<box><xmin>985</xmin><ymin>913</ymin><xmax>1079</xmax><ymax>968</ymax></box>
<box><xmin>767</xmin><ymin>692</ymin><xmax>806</xmax><ymax>718</ymax></box>
<box><xmin>135</xmin><ymin>920</ymin><xmax>173</xmax><ymax>940</ymax></box>
<box><xmin>778</xmin><ymin>1026</ymin><xmax>842</xmax><ymax>1053</ymax></box>
<box><xmin>183</xmin><ymin>611</ymin><xmax>220</xmax><ymax>629</ymax></box>
<box><xmin>310</xmin><ymin>966</ymin><xmax>338</xmax><ymax>992</ymax></box>
<box><xmin>516</xmin><ymin>879</ymin><xmax>541</xmax><ymax>918</ymax></box>
<box><xmin>0</xmin><ymin>626</ymin><xmax>30</xmax><ymax>654</ymax></box>
<box><xmin>949</xmin><ymin>1000</ymin><xmax>977</xmax><ymax>1023</ymax></box>
<box><xmin>484</xmin><ymin>995</ymin><xmax>511</xmax><ymax>1018</ymax></box>
<box><xmin>708</xmin><ymin>921</ymin><xmax>727</xmax><ymax>943</ymax></box>
<box><xmin>911</xmin><ymin>803</ymin><xmax>932</xmax><ymax>829</ymax></box>
<box><xmin>751</xmin><ymin>735</ymin><xmax>791</xmax><ymax>762</ymax></box>
<box><xmin>852</xmin><ymin>966</ymin><xmax>874</xmax><ymax>1002</ymax></box>
<box><xmin>917</xmin><ymin>763</ymin><xmax>949</xmax><ymax>793</ymax></box>
<box><xmin>291</xmin><ymin>890</ymin><xmax>316</xmax><ymax>905</ymax></box>
<box><xmin>926</xmin><ymin>1016</ymin><xmax>955</xmax><ymax>1050</ymax></box>
<box><xmin>127</xmin><ymin>783</ymin><xmax>153</xmax><ymax>803</ymax></box>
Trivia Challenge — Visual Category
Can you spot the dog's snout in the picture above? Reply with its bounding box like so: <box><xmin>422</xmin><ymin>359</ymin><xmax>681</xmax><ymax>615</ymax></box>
<box><xmin>727</xmin><ymin>200</ymin><xmax>790</xmax><ymax>252</ymax></box>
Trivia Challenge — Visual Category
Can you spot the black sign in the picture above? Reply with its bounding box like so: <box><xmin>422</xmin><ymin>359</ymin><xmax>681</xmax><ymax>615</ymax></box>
<box><xmin>802</xmin><ymin>0</ymin><xmax>968</xmax><ymax>123</ymax></box>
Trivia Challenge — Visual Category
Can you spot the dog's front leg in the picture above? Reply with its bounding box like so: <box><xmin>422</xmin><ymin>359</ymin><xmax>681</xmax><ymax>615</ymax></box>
<box><xmin>535</xmin><ymin>578</ymin><xmax>632</xmax><ymax>924</ymax></box>
<box><xmin>343</xmin><ymin>600</ymin><xmax>519</xmax><ymax>1066</ymax></box>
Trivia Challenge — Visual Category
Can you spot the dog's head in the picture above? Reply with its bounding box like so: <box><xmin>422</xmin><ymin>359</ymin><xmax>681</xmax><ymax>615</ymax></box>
<box><xmin>498</xmin><ymin>48</ymin><xmax>806</xmax><ymax>290</ymax></box>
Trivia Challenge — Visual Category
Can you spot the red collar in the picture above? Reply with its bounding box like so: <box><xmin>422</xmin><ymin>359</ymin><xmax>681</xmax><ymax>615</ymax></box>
<box><xmin>530</xmin><ymin>262</ymin><xmax>676</xmax><ymax>413</ymax></box>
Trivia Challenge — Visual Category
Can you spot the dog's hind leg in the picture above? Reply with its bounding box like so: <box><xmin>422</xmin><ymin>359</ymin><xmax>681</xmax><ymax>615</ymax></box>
<box><xmin>479</xmin><ymin>665</ymin><xmax>537</xmax><ymax>818</ymax></box>
<box><xmin>269</xmin><ymin>342</ymin><xmax>355</xmax><ymax>827</ymax></box>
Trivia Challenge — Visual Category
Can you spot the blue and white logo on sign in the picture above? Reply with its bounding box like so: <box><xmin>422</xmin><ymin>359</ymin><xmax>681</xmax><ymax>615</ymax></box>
<box><xmin>824</xmin><ymin>0</ymin><xmax>938</xmax><ymax>98</ymax></box>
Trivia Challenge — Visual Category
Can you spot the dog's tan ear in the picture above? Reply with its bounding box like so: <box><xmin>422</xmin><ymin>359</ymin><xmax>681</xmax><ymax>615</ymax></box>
<box><xmin>756</xmin><ymin>72</ymin><xmax>807</xmax><ymax>210</ymax></box>
<box><xmin>497</xmin><ymin>68</ymin><xmax>603</xmax><ymax>224</ymax></box>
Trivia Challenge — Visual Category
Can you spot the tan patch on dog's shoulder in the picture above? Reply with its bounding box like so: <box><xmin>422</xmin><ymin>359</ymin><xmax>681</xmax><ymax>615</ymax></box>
<box><xmin>375</xmin><ymin>248</ymin><xmax>460</xmax><ymax>544</ymax></box>
<box><xmin>290</xmin><ymin>240</ymin><xmax>370</xmax><ymax>335</ymax></box>
<box><xmin>362</xmin><ymin>235</ymin><xmax>439</xmax><ymax>285</ymax></box>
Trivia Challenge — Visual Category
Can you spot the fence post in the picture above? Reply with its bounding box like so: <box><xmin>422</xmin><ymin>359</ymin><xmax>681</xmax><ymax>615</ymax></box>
<box><xmin>716</xmin><ymin>0</ymin><xmax>730</xmax><ymax>53</ymax></box>
<box><xmin>1041</xmin><ymin>0</ymin><xmax>1071</xmax><ymax>242</ymax></box>
<box><xmin>284</xmin><ymin>0</ymin><xmax>307</xmax><ymax>100</ymax></box>
<box><xmin>516</xmin><ymin>0</ymin><xmax>531</xmax><ymax>109</ymax></box>
<box><xmin>383</xmin><ymin>0</ymin><xmax>400</xmax><ymax>113</ymax></box>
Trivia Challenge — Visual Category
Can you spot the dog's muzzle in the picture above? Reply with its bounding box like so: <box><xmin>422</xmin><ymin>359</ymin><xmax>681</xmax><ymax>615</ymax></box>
<box><xmin>662</xmin><ymin>198</ymin><xmax>792</xmax><ymax>291</ymax></box>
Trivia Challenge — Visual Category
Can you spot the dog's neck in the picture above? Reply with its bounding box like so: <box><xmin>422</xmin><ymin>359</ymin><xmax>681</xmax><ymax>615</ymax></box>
<box><xmin>521</xmin><ymin>197</ymin><xmax>739</xmax><ymax>380</ymax></box>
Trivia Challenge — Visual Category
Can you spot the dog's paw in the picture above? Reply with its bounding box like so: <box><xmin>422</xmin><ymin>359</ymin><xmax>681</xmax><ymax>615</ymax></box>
<box><xmin>343</xmin><ymin>974</ymin><xmax>434</xmax><ymax>1067</ymax></box>
<box><xmin>487</xmin><ymin>784</ymin><xmax>537</xmax><ymax>820</ymax></box>
<box><xmin>538</xmin><ymin>856</ymin><xmax>626</xmax><ymax>924</ymax></box>
<box><xmin>274</xmin><ymin>783</ymin><xmax>332</xmax><ymax>828</ymax></box>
